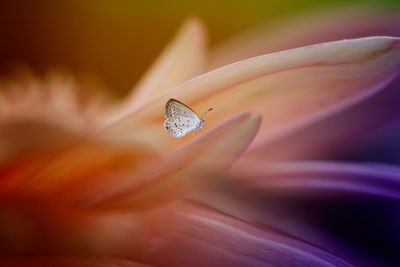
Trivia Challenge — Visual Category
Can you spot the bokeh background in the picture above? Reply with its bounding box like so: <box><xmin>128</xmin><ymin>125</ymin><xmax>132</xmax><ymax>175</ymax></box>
<box><xmin>1</xmin><ymin>0</ymin><xmax>399</xmax><ymax>96</ymax></box>
<box><xmin>1</xmin><ymin>1</ymin><xmax>400</xmax><ymax>266</ymax></box>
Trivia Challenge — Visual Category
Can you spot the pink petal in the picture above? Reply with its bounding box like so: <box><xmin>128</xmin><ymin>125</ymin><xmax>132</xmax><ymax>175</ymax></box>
<box><xmin>241</xmin><ymin>75</ymin><xmax>400</xmax><ymax>161</ymax></box>
<box><xmin>134</xmin><ymin>202</ymin><xmax>352</xmax><ymax>267</ymax></box>
<box><xmin>209</xmin><ymin>7</ymin><xmax>400</xmax><ymax>69</ymax></box>
<box><xmin>113</xmin><ymin>18</ymin><xmax>207</xmax><ymax>122</ymax></box>
<box><xmin>106</xmin><ymin>37</ymin><xmax>400</xmax><ymax>151</ymax></box>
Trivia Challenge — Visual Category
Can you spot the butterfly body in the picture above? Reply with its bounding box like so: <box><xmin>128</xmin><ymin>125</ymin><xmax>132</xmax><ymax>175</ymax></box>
<box><xmin>163</xmin><ymin>98</ymin><xmax>212</xmax><ymax>138</ymax></box>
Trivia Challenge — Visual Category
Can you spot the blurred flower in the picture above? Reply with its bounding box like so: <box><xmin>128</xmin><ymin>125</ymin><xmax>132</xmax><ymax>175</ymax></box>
<box><xmin>1</xmin><ymin>6</ymin><xmax>400</xmax><ymax>267</ymax></box>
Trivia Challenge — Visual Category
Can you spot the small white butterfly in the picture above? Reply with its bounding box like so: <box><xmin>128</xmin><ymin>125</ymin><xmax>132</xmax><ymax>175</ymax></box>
<box><xmin>164</xmin><ymin>98</ymin><xmax>213</xmax><ymax>138</ymax></box>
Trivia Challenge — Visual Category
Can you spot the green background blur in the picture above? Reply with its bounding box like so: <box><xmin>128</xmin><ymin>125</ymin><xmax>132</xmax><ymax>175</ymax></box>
<box><xmin>0</xmin><ymin>0</ymin><xmax>399</xmax><ymax>95</ymax></box>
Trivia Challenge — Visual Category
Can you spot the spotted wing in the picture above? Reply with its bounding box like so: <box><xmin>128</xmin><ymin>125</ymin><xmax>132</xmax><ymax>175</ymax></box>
<box><xmin>164</xmin><ymin>98</ymin><xmax>200</xmax><ymax>138</ymax></box>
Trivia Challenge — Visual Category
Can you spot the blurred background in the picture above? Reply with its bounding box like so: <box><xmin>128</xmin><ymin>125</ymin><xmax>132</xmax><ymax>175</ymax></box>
<box><xmin>0</xmin><ymin>2</ymin><xmax>400</xmax><ymax>266</ymax></box>
<box><xmin>0</xmin><ymin>0</ymin><xmax>399</xmax><ymax>96</ymax></box>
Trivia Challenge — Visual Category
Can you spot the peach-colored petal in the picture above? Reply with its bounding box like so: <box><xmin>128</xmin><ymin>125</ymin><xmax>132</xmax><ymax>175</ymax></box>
<box><xmin>119</xmin><ymin>18</ymin><xmax>207</xmax><ymax>116</ymax></box>
<box><xmin>106</xmin><ymin>37</ymin><xmax>400</xmax><ymax>151</ymax></box>
<box><xmin>0</xmin><ymin>136</ymin><xmax>160</xmax><ymax>209</ymax></box>
<box><xmin>0</xmin><ymin>117</ymin><xmax>84</xmax><ymax>164</ymax></box>
<box><xmin>93</xmin><ymin>113</ymin><xmax>260</xmax><ymax>210</ymax></box>
<box><xmin>0</xmin><ymin>68</ymin><xmax>113</xmax><ymax>130</ymax></box>
<box><xmin>0</xmin><ymin>113</ymin><xmax>259</xmax><ymax>211</ymax></box>
<box><xmin>209</xmin><ymin>7</ymin><xmax>400</xmax><ymax>69</ymax></box>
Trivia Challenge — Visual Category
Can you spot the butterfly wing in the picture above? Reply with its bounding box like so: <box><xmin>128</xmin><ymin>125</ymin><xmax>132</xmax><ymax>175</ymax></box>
<box><xmin>164</xmin><ymin>99</ymin><xmax>200</xmax><ymax>138</ymax></box>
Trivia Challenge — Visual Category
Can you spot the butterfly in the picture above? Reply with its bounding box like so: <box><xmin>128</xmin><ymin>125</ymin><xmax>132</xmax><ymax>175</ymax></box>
<box><xmin>164</xmin><ymin>98</ymin><xmax>213</xmax><ymax>138</ymax></box>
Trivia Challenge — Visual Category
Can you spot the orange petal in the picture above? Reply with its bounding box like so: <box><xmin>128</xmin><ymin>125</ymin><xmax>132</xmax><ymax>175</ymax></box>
<box><xmin>0</xmin><ymin>137</ymin><xmax>159</xmax><ymax>206</ymax></box>
<box><xmin>0</xmin><ymin>114</ymin><xmax>259</xmax><ymax>211</ymax></box>
<box><xmin>106</xmin><ymin>37</ymin><xmax>400</xmax><ymax>150</ymax></box>
<box><xmin>113</xmin><ymin>18</ymin><xmax>207</xmax><ymax>121</ymax></box>
<box><xmin>0</xmin><ymin>117</ymin><xmax>84</xmax><ymax>164</ymax></box>
<box><xmin>0</xmin><ymin>199</ymin><xmax>170</xmax><ymax>260</ymax></box>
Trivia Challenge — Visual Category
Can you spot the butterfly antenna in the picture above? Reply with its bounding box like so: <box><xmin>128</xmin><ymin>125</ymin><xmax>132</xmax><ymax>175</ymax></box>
<box><xmin>201</xmin><ymin>108</ymin><xmax>213</xmax><ymax>118</ymax></box>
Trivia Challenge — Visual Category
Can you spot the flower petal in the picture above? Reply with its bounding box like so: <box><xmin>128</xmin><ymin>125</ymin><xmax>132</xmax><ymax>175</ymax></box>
<box><xmin>134</xmin><ymin>202</ymin><xmax>352</xmax><ymax>267</ymax></box>
<box><xmin>0</xmin><ymin>257</ymin><xmax>153</xmax><ymax>267</ymax></box>
<box><xmin>242</xmin><ymin>75</ymin><xmax>400</xmax><ymax>161</ymax></box>
<box><xmin>0</xmin><ymin>113</ymin><xmax>259</xmax><ymax>211</ymax></box>
<box><xmin>0</xmin><ymin>199</ymin><xmax>177</xmax><ymax>262</ymax></box>
<box><xmin>232</xmin><ymin>161</ymin><xmax>400</xmax><ymax>200</ymax></box>
<box><xmin>0</xmin><ymin>68</ymin><xmax>114</xmax><ymax>130</ymax></box>
<box><xmin>0</xmin><ymin>137</ymin><xmax>159</xmax><ymax>206</ymax></box>
<box><xmin>0</xmin><ymin>117</ymin><xmax>82</xmax><ymax>163</ymax></box>
<box><xmin>117</xmin><ymin>18</ymin><xmax>207</xmax><ymax>119</ymax></box>
<box><xmin>95</xmin><ymin>113</ymin><xmax>260</xmax><ymax>210</ymax></box>
<box><xmin>209</xmin><ymin>7</ymin><xmax>400</xmax><ymax>69</ymax></box>
<box><xmin>333</xmin><ymin>118</ymin><xmax>400</xmax><ymax>164</ymax></box>
<box><xmin>196</xmin><ymin>161</ymin><xmax>400</xmax><ymax>266</ymax></box>
<box><xmin>107</xmin><ymin>37</ymin><xmax>400</xmax><ymax>151</ymax></box>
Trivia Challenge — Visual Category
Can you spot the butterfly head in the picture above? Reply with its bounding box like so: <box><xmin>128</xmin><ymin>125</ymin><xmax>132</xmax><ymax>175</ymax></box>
<box><xmin>200</xmin><ymin>108</ymin><xmax>213</xmax><ymax>120</ymax></box>
<box><xmin>198</xmin><ymin>108</ymin><xmax>213</xmax><ymax>130</ymax></box>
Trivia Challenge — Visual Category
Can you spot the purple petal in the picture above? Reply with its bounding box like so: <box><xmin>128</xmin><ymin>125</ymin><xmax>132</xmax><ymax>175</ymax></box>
<box><xmin>196</xmin><ymin>161</ymin><xmax>400</xmax><ymax>265</ymax></box>
<box><xmin>245</xmin><ymin>74</ymin><xmax>400</xmax><ymax>162</ymax></box>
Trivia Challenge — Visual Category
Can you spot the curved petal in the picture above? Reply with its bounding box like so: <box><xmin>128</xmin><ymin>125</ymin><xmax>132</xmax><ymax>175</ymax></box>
<box><xmin>0</xmin><ymin>199</ymin><xmax>184</xmax><ymax>262</ymax></box>
<box><xmin>232</xmin><ymin>161</ymin><xmax>400</xmax><ymax>199</ymax></box>
<box><xmin>0</xmin><ymin>137</ymin><xmax>159</xmax><ymax>206</ymax></box>
<box><xmin>0</xmin><ymin>257</ymin><xmax>153</xmax><ymax>267</ymax></box>
<box><xmin>94</xmin><ymin>113</ymin><xmax>260</xmax><ymax>210</ymax></box>
<box><xmin>0</xmin><ymin>113</ymin><xmax>259</xmax><ymax>211</ymax></box>
<box><xmin>209</xmin><ymin>6</ymin><xmax>400</xmax><ymax>69</ymax></box>
<box><xmin>106</xmin><ymin>37</ymin><xmax>400</xmax><ymax>151</ymax></box>
<box><xmin>0</xmin><ymin>202</ymin><xmax>148</xmax><ymax>256</ymax></box>
<box><xmin>319</xmin><ymin>74</ymin><xmax>400</xmax><ymax>164</ymax></box>
<box><xmin>196</xmin><ymin>161</ymin><xmax>400</xmax><ymax>266</ymax></box>
<box><xmin>243</xmin><ymin>75</ymin><xmax>400</xmax><ymax>162</ymax></box>
<box><xmin>115</xmin><ymin>17</ymin><xmax>207</xmax><ymax>120</ymax></box>
<box><xmin>0</xmin><ymin>114</ymin><xmax>260</xmax><ymax>259</ymax></box>
<box><xmin>332</xmin><ymin>118</ymin><xmax>400</xmax><ymax>164</ymax></box>
<box><xmin>134</xmin><ymin>202</ymin><xmax>352</xmax><ymax>267</ymax></box>
<box><xmin>0</xmin><ymin>117</ymin><xmax>83</xmax><ymax>164</ymax></box>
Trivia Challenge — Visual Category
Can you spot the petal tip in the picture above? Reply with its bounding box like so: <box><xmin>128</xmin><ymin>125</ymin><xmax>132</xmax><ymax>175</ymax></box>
<box><xmin>181</xmin><ymin>16</ymin><xmax>207</xmax><ymax>41</ymax></box>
